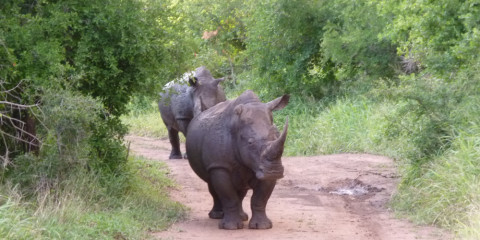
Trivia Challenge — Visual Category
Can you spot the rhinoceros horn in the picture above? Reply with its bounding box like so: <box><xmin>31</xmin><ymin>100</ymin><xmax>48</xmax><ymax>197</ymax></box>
<box><xmin>263</xmin><ymin>118</ymin><xmax>289</xmax><ymax>161</ymax></box>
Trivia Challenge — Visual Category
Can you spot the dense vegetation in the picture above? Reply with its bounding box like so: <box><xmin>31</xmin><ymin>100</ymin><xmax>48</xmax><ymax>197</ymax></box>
<box><xmin>2</xmin><ymin>0</ymin><xmax>479</xmax><ymax>238</ymax></box>
<box><xmin>1</xmin><ymin>0</ymin><xmax>188</xmax><ymax>238</ymax></box>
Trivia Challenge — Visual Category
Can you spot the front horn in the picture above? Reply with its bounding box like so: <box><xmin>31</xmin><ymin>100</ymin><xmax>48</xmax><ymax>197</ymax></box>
<box><xmin>263</xmin><ymin>117</ymin><xmax>289</xmax><ymax>161</ymax></box>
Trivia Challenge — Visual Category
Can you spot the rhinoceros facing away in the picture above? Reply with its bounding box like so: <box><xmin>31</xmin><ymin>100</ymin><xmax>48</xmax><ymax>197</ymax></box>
<box><xmin>158</xmin><ymin>66</ymin><xmax>226</xmax><ymax>159</ymax></box>
<box><xmin>186</xmin><ymin>90</ymin><xmax>289</xmax><ymax>230</ymax></box>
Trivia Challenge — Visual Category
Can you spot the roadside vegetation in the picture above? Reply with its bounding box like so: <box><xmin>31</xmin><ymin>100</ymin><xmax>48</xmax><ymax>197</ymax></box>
<box><xmin>0</xmin><ymin>156</ymin><xmax>184</xmax><ymax>239</ymax></box>
<box><xmin>2</xmin><ymin>0</ymin><xmax>479</xmax><ymax>239</ymax></box>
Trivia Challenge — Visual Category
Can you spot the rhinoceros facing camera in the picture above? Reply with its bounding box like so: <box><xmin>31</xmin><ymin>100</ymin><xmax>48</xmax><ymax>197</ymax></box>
<box><xmin>186</xmin><ymin>90</ymin><xmax>289</xmax><ymax>230</ymax></box>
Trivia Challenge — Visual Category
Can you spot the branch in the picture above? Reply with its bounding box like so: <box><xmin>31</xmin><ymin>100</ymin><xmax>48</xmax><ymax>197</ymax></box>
<box><xmin>1</xmin><ymin>79</ymin><xmax>25</xmax><ymax>102</ymax></box>
<box><xmin>0</xmin><ymin>79</ymin><xmax>23</xmax><ymax>92</ymax></box>
<box><xmin>0</xmin><ymin>101</ymin><xmax>39</xmax><ymax>109</ymax></box>
<box><xmin>0</xmin><ymin>129</ymin><xmax>40</xmax><ymax>147</ymax></box>
<box><xmin>1</xmin><ymin>113</ymin><xmax>41</xmax><ymax>145</ymax></box>
<box><xmin>0</xmin><ymin>132</ymin><xmax>10</xmax><ymax>168</ymax></box>
<box><xmin>0</xmin><ymin>113</ymin><xmax>26</xmax><ymax>125</ymax></box>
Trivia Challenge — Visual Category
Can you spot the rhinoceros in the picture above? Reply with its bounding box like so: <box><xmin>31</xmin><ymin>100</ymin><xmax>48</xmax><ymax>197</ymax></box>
<box><xmin>159</xmin><ymin>66</ymin><xmax>226</xmax><ymax>159</ymax></box>
<box><xmin>186</xmin><ymin>90</ymin><xmax>289</xmax><ymax>230</ymax></box>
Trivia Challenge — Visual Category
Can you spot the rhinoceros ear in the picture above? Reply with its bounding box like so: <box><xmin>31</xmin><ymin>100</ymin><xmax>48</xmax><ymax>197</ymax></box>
<box><xmin>189</xmin><ymin>77</ymin><xmax>198</xmax><ymax>87</ymax></box>
<box><xmin>267</xmin><ymin>94</ymin><xmax>290</xmax><ymax>111</ymax></box>
<box><xmin>234</xmin><ymin>104</ymin><xmax>244</xmax><ymax>116</ymax></box>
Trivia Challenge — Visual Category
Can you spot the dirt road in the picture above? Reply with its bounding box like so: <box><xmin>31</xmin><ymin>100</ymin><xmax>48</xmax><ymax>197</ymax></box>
<box><xmin>126</xmin><ymin>135</ymin><xmax>451</xmax><ymax>240</ymax></box>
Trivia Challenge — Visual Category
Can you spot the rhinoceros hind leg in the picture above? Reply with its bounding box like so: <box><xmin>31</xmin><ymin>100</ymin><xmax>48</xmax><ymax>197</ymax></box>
<box><xmin>167</xmin><ymin>128</ymin><xmax>183</xmax><ymax>159</ymax></box>
<box><xmin>240</xmin><ymin>211</ymin><xmax>248</xmax><ymax>221</ymax></box>
<box><xmin>238</xmin><ymin>189</ymin><xmax>249</xmax><ymax>221</ymax></box>
<box><xmin>169</xmin><ymin>153</ymin><xmax>183</xmax><ymax>159</ymax></box>
<box><xmin>208</xmin><ymin>182</ymin><xmax>224</xmax><ymax>219</ymax></box>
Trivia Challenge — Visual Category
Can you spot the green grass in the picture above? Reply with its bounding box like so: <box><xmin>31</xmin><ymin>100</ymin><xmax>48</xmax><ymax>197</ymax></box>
<box><xmin>273</xmin><ymin>95</ymin><xmax>416</xmax><ymax>160</ymax></box>
<box><xmin>0</xmin><ymin>156</ymin><xmax>185</xmax><ymax>239</ymax></box>
<box><xmin>459</xmin><ymin>202</ymin><xmax>480</xmax><ymax>240</ymax></box>
<box><xmin>121</xmin><ymin>105</ymin><xmax>168</xmax><ymax>138</ymax></box>
<box><xmin>392</xmin><ymin>122</ymin><xmax>480</xmax><ymax>237</ymax></box>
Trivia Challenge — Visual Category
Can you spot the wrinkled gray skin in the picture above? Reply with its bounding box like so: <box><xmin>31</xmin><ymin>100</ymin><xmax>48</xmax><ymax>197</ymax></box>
<box><xmin>159</xmin><ymin>66</ymin><xmax>226</xmax><ymax>159</ymax></box>
<box><xmin>186</xmin><ymin>90</ymin><xmax>289</xmax><ymax>230</ymax></box>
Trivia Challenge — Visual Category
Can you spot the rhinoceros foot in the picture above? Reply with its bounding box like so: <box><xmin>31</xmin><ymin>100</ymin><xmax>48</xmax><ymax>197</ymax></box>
<box><xmin>240</xmin><ymin>211</ymin><xmax>248</xmax><ymax>221</ymax></box>
<box><xmin>169</xmin><ymin>153</ymin><xmax>183</xmax><ymax>159</ymax></box>
<box><xmin>208</xmin><ymin>210</ymin><xmax>223</xmax><ymax>219</ymax></box>
<box><xmin>210</xmin><ymin>210</ymin><xmax>247</xmax><ymax>221</ymax></box>
<box><xmin>219</xmin><ymin>213</ymin><xmax>245</xmax><ymax>230</ymax></box>
<box><xmin>248</xmin><ymin>216</ymin><xmax>272</xmax><ymax>229</ymax></box>
<box><xmin>219</xmin><ymin>217</ymin><xmax>244</xmax><ymax>230</ymax></box>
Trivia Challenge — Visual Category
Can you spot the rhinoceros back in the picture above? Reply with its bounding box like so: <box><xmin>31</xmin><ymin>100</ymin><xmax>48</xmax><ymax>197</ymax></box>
<box><xmin>158</xmin><ymin>82</ymin><xmax>194</xmax><ymax>133</ymax></box>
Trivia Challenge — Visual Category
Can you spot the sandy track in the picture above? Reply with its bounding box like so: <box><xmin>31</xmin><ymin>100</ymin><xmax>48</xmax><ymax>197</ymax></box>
<box><xmin>125</xmin><ymin>135</ymin><xmax>451</xmax><ymax>240</ymax></box>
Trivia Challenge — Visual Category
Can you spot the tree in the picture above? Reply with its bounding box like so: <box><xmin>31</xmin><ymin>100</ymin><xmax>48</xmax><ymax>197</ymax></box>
<box><xmin>375</xmin><ymin>0</ymin><xmax>480</xmax><ymax>75</ymax></box>
<box><xmin>322</xmin><ymin>0</ymin><xmax>398</xmax><ymax>80</ymax></box>
<box><xmin>180</xmin><ymin>0</ymin><xmax>250</xmax><ymax>82</ymax></box>
<box><xmin>0</xmin><ymin>0</ymin><xmax>192</xmax><ymax>176</ymax></box>
<box><xmin>245</xmin><ymin>0</ymin><xmax>334</xmax><ymax>97</ymax></box>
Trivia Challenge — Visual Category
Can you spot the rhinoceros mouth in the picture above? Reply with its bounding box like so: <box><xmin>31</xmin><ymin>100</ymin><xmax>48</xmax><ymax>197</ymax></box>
<box><xmin>255</xmin><ymin>164</ymin><xmax>284</xmax><ymax>180</ymax></box>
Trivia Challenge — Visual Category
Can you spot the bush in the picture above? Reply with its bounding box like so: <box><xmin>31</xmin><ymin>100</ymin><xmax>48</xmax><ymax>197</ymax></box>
<box><xmin>393</xmin><ymin>122</ymin><xmax>480</xmax><ymax>231</ymax></box>
<box><xmin>245</xmin><ymin>0</ymin><xmax>331</xmax><ymax>98</ymax></box>
<box><xmin>4</xmin><ymin>90</ymin><xmax>124</xmax><ymax>196</ymax></box>
<box><xmin>390</xmin><ymin>62</ymin><xmax>480</xmax><ymax>234</ymax></box>
<box><xmin>0</xmin><ymin>155</ymin><xmax>185</xmax><ymax>239</ymax></box>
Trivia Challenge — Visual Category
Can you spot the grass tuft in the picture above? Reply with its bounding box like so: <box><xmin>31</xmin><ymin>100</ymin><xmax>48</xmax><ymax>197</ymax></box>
<box><xmin>121</xmin><ymin>102</ymin><xmax>168</xmax><ymax>138</ymax></box>
<box><xmin>0</xmin><ymin>156</ymin><xmax>185</xmax><ymax>239</ymax></box>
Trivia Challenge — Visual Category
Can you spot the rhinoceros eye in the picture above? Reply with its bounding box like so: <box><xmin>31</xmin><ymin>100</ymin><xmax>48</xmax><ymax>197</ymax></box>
<box><xmin>248</xmin><ymin>138</ymin><xmax>255</xmax><ymax>145</ymax></box>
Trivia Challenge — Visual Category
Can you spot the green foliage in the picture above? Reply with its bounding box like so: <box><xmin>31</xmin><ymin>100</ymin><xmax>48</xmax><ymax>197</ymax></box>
<box><xmin>245</xmin><ymin>0</ymin><xmax>332</xmax><ymax>97</ymax></box>
<box><xmin>63</xmin><ymin>0</ymin><xmax>172</xmax><ymax>115</ymax></box>
<box><xmin>0</xmin><ymin>156</ymin><xmax>185</xmax><ymax>239</ymax></box>
<box><xmin>381</xmin><ymin>75</ymin><xmax>461</xmax><ymax>164</ymax></box>
<box><xmin>181</xmin><ymin>0</ymin><xmax>249</xmax><ymax>72</ymax></box>
<box><xmin>1</xmin><ymin>0</ymin><xmax>193</xmax><ymax>189</ymax></box>
<box><xmin>375</xmin><ymin>0</ymin><xmax>480</xmax><ymax>74</ymax></box>
<box><xmin>0</xmin><ymin>190</ymin><xmax>36</xmax><ymax>239</ymax></box>
<box><xmin>393</xmin><ymin>122</ymin><xmax>480</xmax><ymax>230</ymax></box>
<box><xmin>274</xmin><ymin>95</ymin><xmax>411</xmax><ymax>159</ymax></box>
<box><xmin>322</xmin><ymin>1</ymin><xmax>398</xmax><ymax>80</ymax></box>
<box><xmin>389</xmin><ymin>60</ymin><xmax>480</xmax><ymax>234</ymax></box>
<box><xmin>4</xmin><ymin>90</ymin><xmax>124</xmax><ymax>196</ymax></box>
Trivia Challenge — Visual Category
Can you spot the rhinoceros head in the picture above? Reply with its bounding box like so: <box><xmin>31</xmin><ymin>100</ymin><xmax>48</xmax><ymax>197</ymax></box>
<box><xmin>190</xmin><ymin>66</ymin><xmax>226</xmax><ymax>116</ymax></box>
<box><xmin>232</xmin><ymin>92</ymin><xmax>290</xmax><ymax>180</ymax></box>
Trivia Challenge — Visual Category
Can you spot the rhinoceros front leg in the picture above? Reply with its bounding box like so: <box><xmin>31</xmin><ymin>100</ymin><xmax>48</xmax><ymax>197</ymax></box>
<box><xmin>207</xmin><ymin>184</ymin><xmax>248</xmax><ymax>221</ymax></box>
<box><xmin>249</xmin><ymin>180</ymin><xmax>276</xmax><ymax>229</ymax></box>
<box><xmin>167</xmin><ymin>127</ymin><xmax>183</xmax><ymax>159</ymax></box>
<box><xmin>210</xmin><ymin>168</ymin><xmax>244</xmax><ymax>229</ymax></box>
